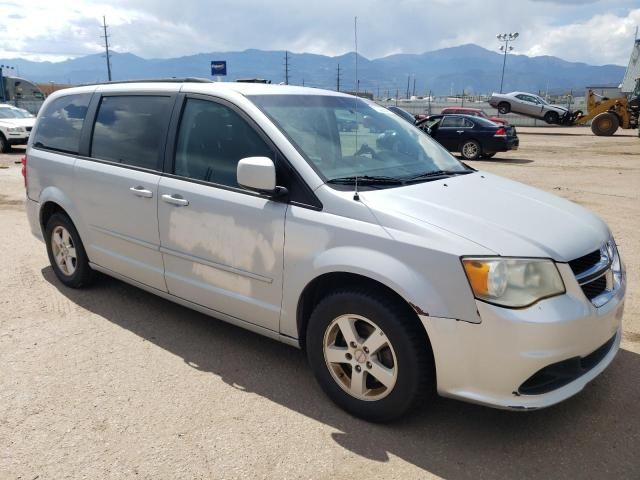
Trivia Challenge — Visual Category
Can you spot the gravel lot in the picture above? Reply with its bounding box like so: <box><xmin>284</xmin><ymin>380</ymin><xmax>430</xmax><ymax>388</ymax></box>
<box><xmin>1</xmin><ymin>127</ymin><xmax>639</xmax><ymax>479</ymax></box>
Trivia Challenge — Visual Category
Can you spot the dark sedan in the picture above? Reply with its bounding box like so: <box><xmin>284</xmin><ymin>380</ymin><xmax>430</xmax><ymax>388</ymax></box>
<box><xmin>417</xmin><ymin>114</ymin><xmax>519</xmax><ymax>160</ymax></box>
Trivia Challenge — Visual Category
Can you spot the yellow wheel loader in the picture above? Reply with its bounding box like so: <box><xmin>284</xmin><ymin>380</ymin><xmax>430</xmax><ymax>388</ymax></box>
<box><xmin>569</xmin><ymin>78</ymin><xmax>640</xmax><ymax>136</ymax></box>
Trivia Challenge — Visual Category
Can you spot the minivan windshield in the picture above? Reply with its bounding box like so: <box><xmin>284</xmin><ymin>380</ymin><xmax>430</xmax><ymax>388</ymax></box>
<box><xmin>249</xmin><ymin>94</ymin><xmax>467</xmax><ymax>185</ymax></box>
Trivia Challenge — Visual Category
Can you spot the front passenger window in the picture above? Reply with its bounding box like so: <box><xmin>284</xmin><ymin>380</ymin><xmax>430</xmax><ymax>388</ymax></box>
<box><xmin>174</xmin><ymin>99</ymin><xmax>274</xmax><ymax>187</ymax></box>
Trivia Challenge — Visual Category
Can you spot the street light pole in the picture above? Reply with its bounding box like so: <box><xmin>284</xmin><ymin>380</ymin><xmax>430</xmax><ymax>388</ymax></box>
<box><xmin>497</xmin><ymin>32</ymin><xmax>519</xmax><ymax>93</ymax></box>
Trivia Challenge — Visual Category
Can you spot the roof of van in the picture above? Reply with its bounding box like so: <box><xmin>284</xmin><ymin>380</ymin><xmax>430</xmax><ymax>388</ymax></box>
<box><xmin>59</xmin><ymin>79</ymin><xmax>352</xmax><ymax>98</ymax></box>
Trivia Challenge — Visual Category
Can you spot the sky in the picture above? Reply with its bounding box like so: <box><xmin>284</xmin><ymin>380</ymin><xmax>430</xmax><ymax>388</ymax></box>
<box><xmin>0</xmin><ymin>0</ymin><xmax>638</xmax><ymax>65</ymax></box>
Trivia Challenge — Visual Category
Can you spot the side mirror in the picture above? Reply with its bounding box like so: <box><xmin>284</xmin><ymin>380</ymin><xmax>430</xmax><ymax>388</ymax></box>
<box><xmin>237</xmin><ymin>156</ymin><xmax>278</xmax><ymax>193</ymax></box>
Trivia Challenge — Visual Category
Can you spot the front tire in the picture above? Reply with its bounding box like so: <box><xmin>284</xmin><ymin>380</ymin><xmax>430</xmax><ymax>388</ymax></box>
<box><xmin>461</xmin><ymin>140</ymin><xmax>481</xmax><ymax>160</ymax></box>
<box><xmin>544</xmin><ymin>111</ymin><xmax>559</xmax><ymax>124</ymax></box>
<box><xmin>45</xmin><ymin>213</ymin><xmax>94</xmax><ymax>288</ymax></box>
<box><xmin>306</xmin><ymin>290</ymin><xmax>434</xmax><ymax>422</ymax></box>
<box><xmin>0</xmin><ymin>134</ymin><xmax>9</xmax><ymax>153</ymax></box>
<box><xmin>591</xmin><ymin>112</ymin><xmax>619</xmax><ymax>136</ymax></box>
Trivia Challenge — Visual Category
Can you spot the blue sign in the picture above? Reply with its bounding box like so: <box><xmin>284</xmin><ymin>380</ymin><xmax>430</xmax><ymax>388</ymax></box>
<box><xmin>211</xmin><ymin>61</ymin><xmax>227</xmax><ymax>76</ymax></box>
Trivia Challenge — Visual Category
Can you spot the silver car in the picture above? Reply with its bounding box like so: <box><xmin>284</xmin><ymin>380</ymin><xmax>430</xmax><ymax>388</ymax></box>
<box><xmin>488</xmin><ymin>91</ymin><xmax>569</xmax><ymax>124</ymax></box>
<box><xmin>24</xmin><ymin>81</ymin><xmax>625</xmax><ymax>421</ymax></box>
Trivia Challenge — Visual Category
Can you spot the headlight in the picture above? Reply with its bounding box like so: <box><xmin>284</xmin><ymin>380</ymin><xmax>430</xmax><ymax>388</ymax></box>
<box><xmin>462</xmin><ymin>257</ymin><xmax>565</xmax><ymax>308</ymax></box>
<box><xmin>7</xmin><ymin>126</ymin><xmax>24</xmax><ymax>132</ymax></box>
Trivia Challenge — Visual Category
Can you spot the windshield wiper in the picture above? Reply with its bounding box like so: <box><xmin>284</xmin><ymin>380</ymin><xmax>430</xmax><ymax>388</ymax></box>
<box><xmin>403</xmin><ymin>170</ymin><xmax>473</xmax><ymax>182</ymax></box>
<box><xmin>326</xmin><ymin>175</ymin><xmax>405</xmax><ymax>186</ymax></box>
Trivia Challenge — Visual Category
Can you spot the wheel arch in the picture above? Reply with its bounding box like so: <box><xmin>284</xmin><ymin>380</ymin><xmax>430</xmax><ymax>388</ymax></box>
<box><xmin>296</xmin><ymin>271</ymin><xmax>431</xmax><ymax>351</ymax></box>
<box><xmin>38</xmin><ymin>186</ymin><xmax>84</xmax><ymax>238</ymax></box>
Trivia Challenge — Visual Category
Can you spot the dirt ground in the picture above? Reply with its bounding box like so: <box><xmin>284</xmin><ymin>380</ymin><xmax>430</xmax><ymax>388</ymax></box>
<box><xmin>1</xmin><ymin>127</ymin><xmax>639</xmax><ymax>479</ymax></box>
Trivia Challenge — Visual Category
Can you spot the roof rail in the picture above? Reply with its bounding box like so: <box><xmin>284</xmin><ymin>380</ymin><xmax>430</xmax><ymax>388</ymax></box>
<box><xmin>88</xmin><ymin>77</ymin><xmax>214</xmax><ymax>86</ymax></box>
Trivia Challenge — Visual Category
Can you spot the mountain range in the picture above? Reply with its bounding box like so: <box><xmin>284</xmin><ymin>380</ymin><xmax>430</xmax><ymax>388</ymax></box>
<box><xmin>1</xmin><ymin>44</ymin><xmax>625</xmax><ymax>96</ymax></box>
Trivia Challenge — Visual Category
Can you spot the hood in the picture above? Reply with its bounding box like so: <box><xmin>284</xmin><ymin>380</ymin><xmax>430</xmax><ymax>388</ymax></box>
<box><xmin>360</xmin><ymin>172</ymin><xmax>609</xmax><ymax>261</ymax></box>
<box><xmin>549</xmin><ymin>104</ymin><xmax>568</xmax><ymax>113</ymax></box>
<box><xmin>0</xmin><ymin>117</ymin><xmax>35</xmax><ymax>128</ymax></box>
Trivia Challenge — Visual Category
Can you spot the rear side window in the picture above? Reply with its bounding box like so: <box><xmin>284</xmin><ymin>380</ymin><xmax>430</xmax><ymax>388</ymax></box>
<box><xmin>174</xmin><ymin>98</ymin><xmax>273</xmax><ymax>187</ymax></box>
<box><xmin>441</xmin><ymin>116</ymin><xmax>464</xmax><ymax>128</ymax></box>
<box><xmin>91</xmin><ymin>95</ymin><xmax>172</xmax><ymax>170</ymax></box>
<box><xmin>33</xmin><ymin>94</ymin><xmax>91</xmax><ymax>154</ymax></box>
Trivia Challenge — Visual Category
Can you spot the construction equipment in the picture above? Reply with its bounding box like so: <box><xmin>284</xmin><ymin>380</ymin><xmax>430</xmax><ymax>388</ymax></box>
<box><xmin>569</xmin><ymin>78</ymin><xmax>640</xmax><ymax>136</ymax></box>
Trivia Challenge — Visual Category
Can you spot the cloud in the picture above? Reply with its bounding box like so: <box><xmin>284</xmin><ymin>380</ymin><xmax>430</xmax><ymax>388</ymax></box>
<box><xmin>0</xmin><ymin>0</ymin><xmax>637</xmax><ymax>66</ymax></box>
<box><xmin>524</xmin><ymin>9</ymin><xmax>640</xmax><ymax>65</ymax></box>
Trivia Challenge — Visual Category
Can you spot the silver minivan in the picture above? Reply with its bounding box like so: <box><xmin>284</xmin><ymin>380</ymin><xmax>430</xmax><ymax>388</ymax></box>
<box><xmin>24</xmin><ymin>80</ymin><xmax>626</xmax><ymax>421</ymax></box>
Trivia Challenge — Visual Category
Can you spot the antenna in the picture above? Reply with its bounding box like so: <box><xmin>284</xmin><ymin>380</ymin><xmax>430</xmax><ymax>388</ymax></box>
<box><xmin>353</xmin><ymin>175</ymin><xmax>360</xmax><ymax>201</ymax></box>
<box><xmin>101</xmin><ymin>16</ymin><xmax>112</xmax><ymax>81</ymax></box>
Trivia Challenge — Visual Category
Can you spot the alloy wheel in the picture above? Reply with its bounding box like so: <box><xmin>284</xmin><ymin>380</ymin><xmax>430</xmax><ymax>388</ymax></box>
<box><xmin>323</xmin><ymin>314</ymin><xmax>398</xmax><ymax>401</ymax></box>
<box><xmin>51</xmin><ymin>225</ymin><xmax>77</xmax><ymax>276</ymax></box>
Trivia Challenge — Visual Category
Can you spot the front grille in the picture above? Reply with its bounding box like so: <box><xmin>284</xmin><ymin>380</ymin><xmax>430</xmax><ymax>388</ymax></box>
<box><xmin>582</xmin><ymin>275</ymin><xmax>607</xmax><ymax>300</ymax></box>
<box><xmin>569</xmin><ymin>249</ymin><xmax>601</xmax><ymax>275</ymax></box>
<box><xmin>519</xmin><ymin>334</ymin><xmax>616</xmax><ymax>395</ymax></box>
<box><xmin>569</xmin><ymin>247</ymin><xmax>611</xmax><ymax>304</ymax></box>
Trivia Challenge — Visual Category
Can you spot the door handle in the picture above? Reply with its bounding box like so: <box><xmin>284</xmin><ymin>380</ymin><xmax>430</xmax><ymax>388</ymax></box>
<box><xmin>161</xmin><ymin>194</ymin><xmax>189</xmax><ymax>207</ymax></box>
<box><xmin>456</xmin><ymin>130</ymin><xmax>464</xmax><ymax>134</ymax></box>
<box><xmin>129</xmin><ymin>186</ymin><xmax>153</xmax><ymax>198</ymax></box>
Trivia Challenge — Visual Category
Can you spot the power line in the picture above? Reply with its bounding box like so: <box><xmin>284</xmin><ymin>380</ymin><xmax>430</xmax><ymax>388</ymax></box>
<box><xmin>284</xmin><ymin>50</ymin><xmax>290</xmax><ymax>85</ymax></box>
<box><xmin>101</xmin><ymin>16</ymin><xmax>112</xmax><ymax>81</ymax></box>
<box><xmin>354</xmin><ymin>16</ymin><xmax>359</xmax><ymax>94</ymax></box>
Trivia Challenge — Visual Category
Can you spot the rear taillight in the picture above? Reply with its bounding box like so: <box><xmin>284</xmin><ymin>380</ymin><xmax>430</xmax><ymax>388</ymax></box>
<box><xmin>21</xmin><ymin>155</ymin><xmax>27</xmax><ymax>189</ymax></box>
<box><xmin>494</xmin><ymin>127</ymin><xmax>507</xmax><ymax>137</ymax></box>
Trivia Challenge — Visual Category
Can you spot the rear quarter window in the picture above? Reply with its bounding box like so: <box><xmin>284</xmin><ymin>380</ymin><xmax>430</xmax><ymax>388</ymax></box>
<box><xmin>32</xmin><ymin>93</ymin><xmax>91</xmax><ymax>154</ymax></box>
<box><xmin>90</xmin><ymin>95</ymin><xmax>172</xmax><ymax>170</ymax></box>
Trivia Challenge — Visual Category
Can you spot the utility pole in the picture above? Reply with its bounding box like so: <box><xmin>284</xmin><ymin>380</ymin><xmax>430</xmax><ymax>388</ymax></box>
<box><xmin>101</xmin><ymin>16</ymin><xmax>112</xmax><ymax>81</ymax></box>
<box><xmin>336</xmin><ymin>63</ymin><xmax>341</xmax><ymax>91</ymax></box>
<box><xmin>412</xmin><ymin>77</ymin><xmax>416</xmax><ymax>97</ymax></box>
<box><xmin>406</xmin><ymin>75</ymin><xmax>410</xmax><ymax>99</ymax></box>
<box><xmin>284</xmin><ymin>51</ymin><xmax>290</xmax><ymax>85</ymax></box>
<box><xmin>395</xmin><ymin>88</ymin><xmax>399</xmax><ymax>106</ymax></box>
<box><xmin>497</xmin><ymin>32</ymin><xmax>519</xmax><ymax>93</ymax></box>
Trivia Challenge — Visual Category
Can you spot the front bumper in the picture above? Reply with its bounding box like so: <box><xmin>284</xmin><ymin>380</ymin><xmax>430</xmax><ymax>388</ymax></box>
<box><xmin>6</xmin><ymin>132</ymin><xmax>29</xmax><ymax>145</ymax></box>
<box><xmin>421</xmin><ymin>263</ymin><xmax>625</xmax><ymax>410</ymax></box>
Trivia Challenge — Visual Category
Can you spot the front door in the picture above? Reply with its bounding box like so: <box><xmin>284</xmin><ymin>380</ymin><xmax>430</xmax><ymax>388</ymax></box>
<box><xmin>157</xmin><ymin>96</ymin><xmax>287</xmax><ymax>331</ymax></box>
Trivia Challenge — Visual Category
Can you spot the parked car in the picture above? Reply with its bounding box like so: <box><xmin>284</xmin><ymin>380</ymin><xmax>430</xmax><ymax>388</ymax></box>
<box><xmin>387</xmin><ymin>106</ymin><xmax>416</xmax><ymax>124</ymax></box>
<box><xmin>24</xmin><ymin>81</ymin><xmax>625</xmax><ymax>421</ymax></box>
<box><xmin>488</xmin><ymin>92</ymin><xmax>569</xmax><ymax>124</ymax></box>
<box><xmin>440</xmin><ymin>107</ymin><xmax>507</xmax><ymax>125</ymax></box>
<box><xmin>415</xmin><ymin>114</ymin><xmax>519</xmax><ymax>159</ymax></box>
<box><xmin>9</xmin><ymin>106</ymin><xmax>36</xmax><ymax>119</ymax></box>
<box><xmin>0</xmin><ymin>104</ymin><xmax>33</xmax><ymax>152</ymax></box>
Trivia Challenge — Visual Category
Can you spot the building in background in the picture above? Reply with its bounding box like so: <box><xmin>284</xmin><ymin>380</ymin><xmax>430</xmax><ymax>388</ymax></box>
<box><xmin>621</xmin><ymin>38</ymin><xmax>640</xmax><ymax>94</ymax></box>
<box><xmin>584</xmin><ymin>85</ymin><xmax>623</xmax><ymax>98</ymax></box>
<box><xmin>0</xmin><ymin>72</ymin><xmax>45</xmax><ymax>114</ymax></box>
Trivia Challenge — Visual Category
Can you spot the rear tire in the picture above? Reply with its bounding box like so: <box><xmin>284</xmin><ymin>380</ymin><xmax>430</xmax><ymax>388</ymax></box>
<box><xmin>591</xmin><ymin>112</ymin><xmax>619</xmax><ymax>136</ymax></box>
<box><xmin>306</xmin><ymin>290</ymin><xmax>434</xmax><ymax>422</ymax></box>
<box><xmin>544</xmin><ymin>111</ymin><xmax>559</xmax><ymax>124</ymax></box>
<box><xmin>497</xmin><ymin>102</ymin><xmax>511</xmax><ymax>114</ymax></box>
<box><xmin>45</xmin><ymin>212</ymin><xmax>94</xmax><ymax>288</ymax></box>
<box><xmin>460</xmin><ymin>140</ymin><xmax>481</xmax><ymax>160</ymax></box>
